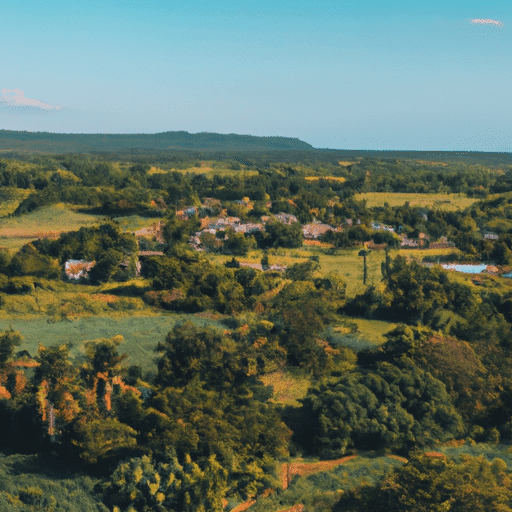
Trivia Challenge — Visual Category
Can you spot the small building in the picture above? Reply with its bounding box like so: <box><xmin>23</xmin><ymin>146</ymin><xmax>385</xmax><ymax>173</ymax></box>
<box><xmin>274</xmin><ymin>213</ymin><xmax>299</xmax><ymax>225</ymax></box>
<box><xmin>64</xmin><ymin>260</ymin><xmax>95</xmax><ymax>280</ymax></box>
<box><xmin>184</xmin><ymin>206</ymin><xmax>197</xmax><ymax>217</ymax></box>
<box><xmin>234</xmin><ymin>223</ymin><xmax>264</xmax><ymax>234</ymax></box>
<box><xmin>400</xmin><ymin>237</ymin><xmax>419</xmax><ymax>248</ymax></box>
<box><xmin>483</xmin><ymin>231</ymin><xmax>499</xmax><ymax>241</ymax></box>
<box><xmin>302</xmin><ymin>223</ymin><xmax>334</xmax><ymax>239</ymax></box>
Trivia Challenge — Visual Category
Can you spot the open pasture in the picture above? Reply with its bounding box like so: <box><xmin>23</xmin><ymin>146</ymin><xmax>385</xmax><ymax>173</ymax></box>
<box><xmin>259</xmin><ymin>369</ymin><xmax>311</xmax><ymax>407</ymax></box>
<box><xmin>0</xmin><ymin>203</ymin><xmax>166</xmax><ymax>252</ymax></box>
<box><xmin>0</xmin><ymin>312</ymin><xmax>225</xmax><ymax>376</ymax></box>
<box><xmin>160</xmin><ymin>161</ymin><xmax>259</xmax><ymax>178</ymax></box>
<box><xmin>304</xmin><ymin>176</ymin><xmax>346</xmax><ymax>182</ymax></box>
<box><xmin>0</xmin><ymin>188</ymin><xmax>33</xmax><ymax>217</ymax></box>
<box><xmin>353</xmin><ymin>192</ymin><xmax>478</xmax><ymax>211</ymax></box>
<box><xmin>0</xmin><ymin>203</ymin><xmax>101</xmax><ymax>237</ymax></box>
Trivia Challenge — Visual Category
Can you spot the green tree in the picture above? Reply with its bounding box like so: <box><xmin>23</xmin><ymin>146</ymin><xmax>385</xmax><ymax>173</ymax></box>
<box><xmin>9</xmin><ymin>244</ymin><xmax>60</xmax><ymax>279</ymax></box>
<box><xmin>262</xmin><ymin>220</ymin><xmax>303</xmax><ymax>248</ymax></box>
<box><xmin>70</xmin><ymin>417</ymin><xmax>139</xmax><ymax>465</ymax></box>
<box><xmin>88</xmin><ymin>250</ymin><xmax>123</xmax><ymax>284</ymax></box>
<box><xmin>358</xmin><ymin>249</ymin><xmax>371</xmax><ymax>285</ymax></box>
<box><xmin>223</xmin><ymin>228</ymin><xmax>253</xmax><ymax>256</ymax></box>
<box><xmin>0</xmin><ymin>329</ymin><xmax>22</xmax><ymax>368</ymax></box>
<box><xmin>299</xmin><ymin>361</ymin><xmax>463</xmax><ymax>457</ymax></box>
<box><xmin>105</xmin><ymin>454</ymin><xmax>228</xmax><ymax>512</ymax></box>
<box><xmin>156</xmin><ymin>322</ymin><xmax>244</xmax><ymax>389</ymax></box>
<box><xmin>284</xmin><ymin>259</ymin><xmax>320</xmax><ymax>282</ymax></box>
<box><xmin>83</xmin><ymin>335</ymin><xmax>127</xmax><ymax>379</ymax></box>
<box><xmin>336</xmin><ymin>452</ymin><xmax>512</xmax><ymax>512</ymax></box>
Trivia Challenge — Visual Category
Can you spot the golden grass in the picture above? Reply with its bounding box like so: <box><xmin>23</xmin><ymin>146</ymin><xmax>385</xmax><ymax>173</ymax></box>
<box><xmin>353</xmin><ymin>192</ymin><xmax>478</xmax><ymax>211</ymax></box>
<box><xmin>304</xmin><ymin>176</ymin><xmax>346</xmax><ymax>182</ymax></box>
<box><xmin>0</xmin><ymin>188</ymin><xmax>33</xmax><ymax>217</ymax></box>
<box><xmin>312</xmin><ymin>248</ymin><xmax>387</xmax><ymax>297</ymax></box>
<box><xmin>397</xmin><ymin>247</ymin><xmax>461</xmax><ymax>260</ymax></box>
<box><xmin>0</xmin><ymin>203</ymin><xmax>166</xmax><ymax>252</ymax></box>
<box><xmin>412</xmin><ymin>160</ymin><xmax>448</xmax><ymax>166</ymax></box>
<box><xmin>346</xmin><ymin>318</ymin><xmax>397</xmax><ymax>345</ymax></box>
<box><xmin>259</xmin><ymin>369</ymin><xmax>311</xmax><ymax>407</ymax></box>
<box><xmin>147</xmin><ymin>166</ymin><xmax>167</xmax><ymax>174</ymax></box>
<box><xmin>0</xmin><ymin>203</ymin><xmax>101</xmax><ymax>239</ymax></box>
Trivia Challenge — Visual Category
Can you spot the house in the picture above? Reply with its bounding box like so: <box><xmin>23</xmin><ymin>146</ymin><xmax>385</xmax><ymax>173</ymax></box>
<box><xmin>429</xmin><ymin>236</ymin><xmax>456</xmax><ymax>249</ymax></box>
<box><xmin>184</xmin><ymin>206</ymin><xmax>197</xmax><ymax>217</ymax></box>
<box><xmin>371</xmin><ymin>222</ymin><xmax>395</xmax><ymax>232</ymax></box>
<box><xmin>274</xmin><ymin>213</ymin><xmax>299</xmax><ymax>224</ymax></box>
<box><xmin>483</xmin><ymin>231</ymin><xmax>499</xmax><ymax>241</ymax></box>
<box><xmin>64</xmin><ymin>260</ymin><xmax>95</xmax><ymax>280</ymax></box>
<box><xmin>134</xmin><ymin>221</ymin><xmax>165</xmax><ymax>244</ymax></box>
<box><xmin>302</xmin><ymin>223</ymin><xmax>334</xmax><ymax>239</ymax></box>
<box><xmin>268</xmin><ymin>264</ymin><xmax>287</xmax><ymax>272</ymax></box>
<box><xmin>234</xmin><ymin>223</ymin><xmax>264</xmax><ymax>234</ymax></box>
<box><xmin>400</xmin><ymin>237</ymin><xmax>419</xmax><ymax>248</ymax></box>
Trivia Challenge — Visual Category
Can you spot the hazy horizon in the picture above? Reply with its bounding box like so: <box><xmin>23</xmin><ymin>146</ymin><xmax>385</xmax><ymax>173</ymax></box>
<box><xmin>2</xmin><ymin>0</ymin><xmax>511</xmax><ymax>152</ymax></box>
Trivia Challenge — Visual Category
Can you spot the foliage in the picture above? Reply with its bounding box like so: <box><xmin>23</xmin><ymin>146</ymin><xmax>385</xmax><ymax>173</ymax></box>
<box><xmin>156</xmin><ymin>321</ymin><xmax>244</xmax><ymax>389</ymax></box>
<box><xmin>260</xmin><ymin>220</ymin><xmax>304</xmax><ymax>249</ymax></box>
<box><xmin>69</xmin><ymin>417</ymin><xmax>139</xmax><ymax>465</ymax></box>
<box><xmin>105</xmin><ymin>454</ymin><xmax>228</xmax><ymax>512</ymax></box>
<box><xmin>335</xmin><ymin>452</ymin><xmax>512</xmax><ymax>512</ymax></box>
<box><xmin>0</xmin><ymin>328</ymin><xmax>22</xmax><ymax>367</ymax></box>
<box><xmin>297</xmin><ymin>360</ymin><xmax>463</xmax><ymax>457</ymax></box>
<box><xmin>8</xmin><ymin>243</ymin><xmax>60</xmax><ymax>279</ymax></box>
<box><xmin>144</xmin><ymin>381</ymin><xmax>289</xmax><ymax>496</ymax></box>
<box><xmin>0</xmin><ymin>452</ymin><xmax>108</xmax><ymax>512</ymax></box>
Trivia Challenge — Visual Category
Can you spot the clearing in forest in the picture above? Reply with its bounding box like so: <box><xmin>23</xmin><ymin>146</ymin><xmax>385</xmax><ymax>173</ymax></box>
<box><xmin>353</xmin><ymin>192</ymin><xmax>478</xmax><ymax>211</ymax></box>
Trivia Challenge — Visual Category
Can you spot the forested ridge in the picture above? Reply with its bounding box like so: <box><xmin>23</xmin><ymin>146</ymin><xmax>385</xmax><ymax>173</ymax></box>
<box><xmin>2</xmin><ymin>150</ymin><xmax>512</xmax><ymax>510</ymax></box>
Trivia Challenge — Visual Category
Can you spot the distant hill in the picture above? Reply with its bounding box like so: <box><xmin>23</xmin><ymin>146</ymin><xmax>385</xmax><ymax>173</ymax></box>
<box><xmin>0</xmin><ymin>130</ymin><xmax>315</xmax><ymax>153</ymax></box>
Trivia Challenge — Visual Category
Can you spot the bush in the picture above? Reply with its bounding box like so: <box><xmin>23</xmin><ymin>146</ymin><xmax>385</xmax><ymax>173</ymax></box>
<box><xmin>7</xmin><ymin>277</ymin><xmax>35</xmax><ymax>295</ymax></box>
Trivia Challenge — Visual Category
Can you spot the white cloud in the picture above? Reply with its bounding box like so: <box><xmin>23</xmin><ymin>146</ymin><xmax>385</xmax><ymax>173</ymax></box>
<box><xmin>0</xmin><ymin>89</ymin><xmax>62</xmax><ymax>111</ymax></box>
<box><xmin>470</xmin><ymin>18</ymin><xmax>504</xmax><ymax>27</ymax></box>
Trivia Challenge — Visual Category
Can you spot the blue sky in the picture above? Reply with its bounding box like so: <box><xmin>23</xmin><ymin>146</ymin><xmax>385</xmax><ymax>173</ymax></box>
<box><xmin>1</xmin><ymin>0</ymin><xmax>511</xmax><ymax>151</ymax></box>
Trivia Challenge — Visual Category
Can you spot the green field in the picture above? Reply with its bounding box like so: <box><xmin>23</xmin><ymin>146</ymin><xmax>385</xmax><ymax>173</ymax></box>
<box><xmin>353</xmin><ymin>192</ymin><xmax>478</xmax><ymax>211</ymax></box>
<box><xmin>153</xmin><ymin>161</ymin><xmax>260</xmax><ymax>178</ymax></box>
<box><xmin>0</xmin><ymin>203</ymin><xmax>166</xmax><ymax>252</ymax></box>
<box><xmin>0</xmin><ymin>313</ymin><xmax>225</xmax><ymax>376</ymax></box>
<box><xmin>207</xmin><ymin>247</ymin><xmax>388</xmax><ymax>298</ymax></box>
<box><xmin>0</xmin><ymin>452</ymin><xmax>108</xmax><ymax>512</ymax></box>
<box><xmin>249</xmin><ymin>454</ymin><xmax>406</xmax><ymax>512</ymax></box>
<box><xmin>326</xmin><ymin>318</ymin><xmax>397</xmax><ymax>353</ymax></box>
<box><xmin>0</xmin><ymin>188</ymin><xmax>33</xmax><ymax>217</ymax></box>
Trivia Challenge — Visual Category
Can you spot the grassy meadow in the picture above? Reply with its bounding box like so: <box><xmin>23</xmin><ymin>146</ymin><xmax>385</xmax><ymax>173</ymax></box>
<box><xmin>0</xmin><ymin>312</ymin><xmax>225</xmax><ymax>377</ymax></box>
<box><xmin>0</xmin><ymin>203</ymin><xmax>166</xmax><ymax>252</ymax></box>
<box><xmin>259</xmin><ymin>369</ymin><xmax>312</xmax><ymax>408</ymax></box>
<box><xmin>150</xmin><ymin>161</ymin><xmax>259</xmax><ymax>178</ymax></box>
<box><xmin>0</xmin><ymin>452</ymin><xmax>108</xmax><ymax>512</ymax></box>
<box><xmin>0</xmin><ymin>188</ymin><xmax>33</xmax><ymax>217</ymax></box>
<box><xmin>353</xmin><ymin>192</ymin><xmax>478</xmax><ymax>211</ymax></box>
<box><xmin>207</xmin><ymin>247</ymin><xmax>387</xmax><ymax>297</ymax></box>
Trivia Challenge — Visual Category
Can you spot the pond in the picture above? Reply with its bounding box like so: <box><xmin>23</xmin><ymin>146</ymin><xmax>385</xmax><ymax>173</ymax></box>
<box><xmin>440</xmin><ymin>263</ymin><xmax>488</xmax><ymax>274</ymax></box>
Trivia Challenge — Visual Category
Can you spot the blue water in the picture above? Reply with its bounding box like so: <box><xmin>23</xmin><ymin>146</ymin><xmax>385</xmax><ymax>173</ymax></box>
<box><xmin>441</xmin><ymin>264</ymin><xmax>487</xmax><ymax>274</ymax></box>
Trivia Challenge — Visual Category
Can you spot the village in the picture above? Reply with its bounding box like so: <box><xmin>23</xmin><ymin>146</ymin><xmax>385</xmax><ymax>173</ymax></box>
<box><xmin>62</xmin><ymin>196</ymin><xmax>504</xmax><ymax>282</ymax></box>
